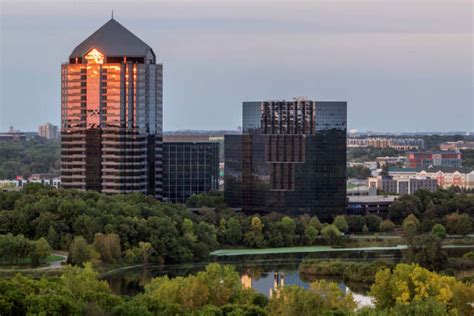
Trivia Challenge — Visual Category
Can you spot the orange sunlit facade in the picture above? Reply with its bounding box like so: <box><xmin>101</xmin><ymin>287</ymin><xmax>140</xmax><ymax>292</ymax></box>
<box><xmin>61</xmin><ymin>19</ymin><xmax>163</xmax><ymax>197</ymax></box>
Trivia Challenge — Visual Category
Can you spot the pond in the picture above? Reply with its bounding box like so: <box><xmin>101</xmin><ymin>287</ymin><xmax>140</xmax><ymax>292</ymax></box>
<box><xmin>103</xmin><ymin>249</ymin><xmax>405</xmax><ymax>307</ymax></box>
<box><xmin>102</xmin><ymin>245</ymin><xmax>474</xmax><ymax>308</ymax></box>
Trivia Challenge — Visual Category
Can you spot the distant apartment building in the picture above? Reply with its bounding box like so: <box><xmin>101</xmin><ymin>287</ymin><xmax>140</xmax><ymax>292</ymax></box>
<box><xmin>375</xmin><ymin>156</ymin><xmax>406</xmax><ymax>167</ymax></box>
<box><xmin>347</xmin><ymin>137</ymin><xmax>424</xmax><ymax>150</ymax></box>
<box><xmin>38</xmin><ymin>123</ymin><xmax>59</xmax><ymax>139</ymax></box>
<box><xmin>163</xmin><ymin>142</ymin><xmax>219</xmax><ymax>203</ymax></box>
<box><xmin>0</xmin><ymin>133</ymin><xmax>27</xmax><ymax>142</ymax></box>
<box><xmin>60</xmin><ymin>18</ymin><xmax>163</xmax><ymax>197</ymax></box>
<box><xmin>440</xmin><ymin>141</ymin><xmax>474</xmax><ymax>151</ymax></box>
<box><xmin>0</xmin><ymin>174</ymin><xmax>61</xmax><ymax>191</ymax></box>
<box><xmin>225</xmin><ymin>99</ymin><xmax>347</xmax><ymax>219</ymax></box>
<box><xmin>389</xmin><ymin>167</ymin><xmax>474</xmax><ymax>190</ymax></box>
<box><xmin>406</xmin><ymin>151</ymin><xmax>462</xmax><ymax>168</ymax></box>
<box><xmin>368</xmin><ymin>175</ymin><xmax>438</xmax><ymax>195</ymax></box>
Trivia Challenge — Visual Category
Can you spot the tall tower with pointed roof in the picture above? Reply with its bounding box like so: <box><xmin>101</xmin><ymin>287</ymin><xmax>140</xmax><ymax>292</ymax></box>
<box><xmin>61</xmin><ymin>18</ymin><xmax>163</xmax><ymax>198</ymax></box>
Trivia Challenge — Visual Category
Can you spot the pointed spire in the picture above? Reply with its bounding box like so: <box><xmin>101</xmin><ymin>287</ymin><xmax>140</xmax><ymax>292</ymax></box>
<box><xmin>69</xmin><ymin>18</ymin><xmax>155</xmax><ymax>59</ymax></box>
<box><xmin>111</xmin><ymin>10</ymin><xmax>114</xmax><ymax>19</ymax></box>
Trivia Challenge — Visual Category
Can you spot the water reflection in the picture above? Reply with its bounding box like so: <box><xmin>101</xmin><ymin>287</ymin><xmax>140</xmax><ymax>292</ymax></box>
<box><xmin>240</xmin><ymin>270</ymin><xmax>373</xmax><ymax>307</ymax></box>
<box><xmin>104</xmin><ymin>259</ymin><xmax>374</xmax><ymax>306</ymax></box>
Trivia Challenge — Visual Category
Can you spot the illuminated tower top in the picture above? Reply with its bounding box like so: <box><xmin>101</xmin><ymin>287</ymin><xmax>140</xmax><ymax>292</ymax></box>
<box><xmin>69</xmin><ymin>18</ymin><xmax>156</xmax><ymax>63</ymax></box>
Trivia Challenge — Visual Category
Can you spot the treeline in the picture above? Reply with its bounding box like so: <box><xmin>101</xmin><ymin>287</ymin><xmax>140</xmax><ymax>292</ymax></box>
<box><xmin>299</xmin><ymin>260</ymin><xmax>392</xmax><ymax>284</ymax></box>
<box><xmin>387</xmin><ymin>189</ymin><xmax>474</xmax><ymax>231</ymax></box>
<box><xmin>1</xmin><ymin>186</ymin><xmax>473</xmax><ymax>266</ymax></box>
<box><xmin>0</xmin><ymin>262</ymin><xmax>473</xmax><ymax>315</ymax></box>
<box><xmin>0</xmin><ymin>138</ymin><xmax>60</xmax><ymax>179</ymax></box>
<box><xmin>347</xmin><ymin>147</ymin><xmax>402</xmax><ymax>162</ymax></box>
<box><xmin>347</xmin><ymin>165</ymin><xmax>372</xmax><ymax>179</ymax></box>
<box><xmin>0</xmin><ymin>185</ymin><xmax>382</xmax><ymax>266</ymax></box>
<box><xmin>0</xmin><ymin>234</ymin><xmax>51</xmax><ymax>267</ymax></box>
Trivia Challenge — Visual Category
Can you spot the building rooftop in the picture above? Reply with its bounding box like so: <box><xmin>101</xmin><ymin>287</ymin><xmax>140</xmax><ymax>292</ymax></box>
<box><xmin>407</xmin><ymin>151</ymin><xmax>460</xmax><ymax>155</ymax></box>
<box><xmin>70</xmin><ymin>18</ymin><xmax>155</xmax><ymax>60</ymax></box>
<box><xmin>389</xmin><ymin>166</ymin><xmax>473</xmax><ymax>173</ymax></box>
<box><xmin>348</xmin><ymin>195</ymin><xmax>397</xmax><ymax>203</ymax></box>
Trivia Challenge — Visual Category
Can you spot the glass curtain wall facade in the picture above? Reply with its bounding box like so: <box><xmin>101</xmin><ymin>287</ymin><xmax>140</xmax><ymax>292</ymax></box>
<box><xmin>61</xmin><ymin>19</ymin><xmax>163</xmax><ymax>198</ymax></box>
<box><xmin>163</xmin><ymin>142</ymin><xmax>219</xmax><ymax>203</ymax></box>
<box><xmin>225</xmin><ymin>100</ymin><xmax>347</xmax><ymax>220</ymax></box>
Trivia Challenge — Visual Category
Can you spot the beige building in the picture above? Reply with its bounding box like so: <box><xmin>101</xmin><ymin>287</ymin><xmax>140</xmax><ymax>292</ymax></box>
<box><xmin>440</xmin><ymin>141</ymin><xmax>474</xmax><ymax>151</ymax></box>
<box><xmin>347</xmin><ymin>137</ymin><xmax>424</xmax><ymax>150</ymax></box>
<box><xmin>388</xmin><ymin>167</ymin><xmax>474</xmax><ymax>190</ymax></box>
<box><xmin>38</xmin><ymin>123</ymin><xmax>59</xmax><ymax>139</ymax></box>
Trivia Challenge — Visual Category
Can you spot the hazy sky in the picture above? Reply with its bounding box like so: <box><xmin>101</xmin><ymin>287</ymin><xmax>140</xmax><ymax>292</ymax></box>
<box><xmin>0</xmin><ymin>0</ymin><xmax>473</xmax><ymax>132</ymax></box>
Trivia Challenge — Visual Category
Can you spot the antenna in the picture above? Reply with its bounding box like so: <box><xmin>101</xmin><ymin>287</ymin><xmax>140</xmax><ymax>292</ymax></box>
<box><xmin>111</xmin><ymin>10</ymin><xmax>114</xmax><ymax>19</ymax></box>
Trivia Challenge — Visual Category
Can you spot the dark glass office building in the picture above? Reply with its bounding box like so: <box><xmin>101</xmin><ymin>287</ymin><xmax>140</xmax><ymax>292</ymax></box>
<box><xmin>163</xmin><ymin>142</ymin><xmax>219</xmax><ymax>203</ymax></box>
<box><xmin>225</xmin><ymin>99</ymin><xmax>347</xmax><ymax>220</ymax></box>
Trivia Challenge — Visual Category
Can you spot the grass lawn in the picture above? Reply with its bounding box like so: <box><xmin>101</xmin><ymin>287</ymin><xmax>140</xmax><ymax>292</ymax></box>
<box><xmin>346</xmin><ymin>183</ymin><xmax>358</xmax><ymax>189</ymax></box>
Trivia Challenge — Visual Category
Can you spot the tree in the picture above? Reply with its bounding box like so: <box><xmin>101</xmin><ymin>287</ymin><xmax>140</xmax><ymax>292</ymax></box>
<box><xmin>279</xmin><ymin>216</ymin><xmax>296</xmax><ymax>246</ymax></box>
<box><xmin>225</xmin><ymin>217</ymin><xmax>242</xmax><ymax>245</ymax></box>
<box><xmin>431</xmin><ymin>224</ymin><xmax>447</xmax><ymax>239</ymax></box>
<box><xmin>267</xmin><ymin>280</ymin><xmax>356</xmax><ymax>315</ymax></box>
<box><xmin>365</xmin><ymin>215</ymin><xmax>382</xmax><ymax>232</ymax></box>
<box><xmin>347</xmin><ymin>165</ymin><xmax>372</xmax><ymax>179</ymax></box>
<box><xmin>0</xmin><ymin>234</ymin><xmax>32</xmax><ymax>265</ymax></box>
<box><xmin>140</xmin><ymin>263</ymin><xmax>253</xmax><ymax>314</ymax></box>
<box><xmin>333</xmin><ymin>216</ymin><xmax>348</xmax><ymax>233</ymax></box>
<box><xmin>251</xmin><ymin>216</ymin><xmax>264</xmax><ymax>232</ymax></box>
<box><xmin>379</xmin><ymin>219</ymin><xmax>396</xmax><ymax>233</ymax></box>
<box><xmin>30</xmin><ymin>237</ymin><xmax>52</xmax><ymax>267</ymax></box>
<box><xmin>402</xmin><ymin>233</ymin><xmax>447</xmax><ymax>271</ymax></box>
<box><xmin>362</xmin><ymin>224</ymin><xmax>369</xmax><ymax>234</ymax></box>
<box><xmin>402</xmin><ymin>214</ymin><xmax>420</xmax><ymax>239</ymax></box>
<box><xmin>370</xmin><ymin>263</ymin><xmax>474</xmax><ymax>315</ymax></box>
<box><xmin>92</xmin><ymin>233</ymin><xmax>121</xmax><ymax>264</ymax></box>
<box><xmin>69</xmin><ymin>236</ymin><xmax>100</xmax><ymax>267</ymax></box>
<box><xmin>61</xmin><ymin>262</ymin><xmax>122</xmax><ymax>313</ymax></box>
<box><xmin>244</xmin><ymin>216</ymin><xmax>266</xmax><ymax>248</ymax></box>
<box><xmin>346</xmin><ymin>215</ymin><xmax>365</xmax><ymax>233</ymax></box>
<box><xmin>304</xmin><ymin>226</ymin><xmax>319</xmax><ymax>245</ymax></box>
<box><xmin>46</xmin><ymin>226</ymin><xmax>58</xmax><ymax>249</ymax></box>
<box><xmin>308</xmin><ymin>216</ymin><xmax>323</xmax><ymax>231</ymax></box>
<box><xmin>182</xmin><ymin>218</ymin><xmax>197</xmax><ymax>243</ymax></box>
<box><xmin>444</xmin><ymin>212</ymin><xmax>472</xmax><ymax>235</ymax></box>
<box><xmin>388</xmin><ymin>195</ymin><xmax>423</xmax><ymax>224</ymax></box>
<box><xmin>138</xmin><ymin>241</ymin><xmax>153</xmax><ymax>266</ymax></box>
<box><xmin>321</xmin><ymin>225</ymin><xmax>341</xmax><ymax>246</ymax></box>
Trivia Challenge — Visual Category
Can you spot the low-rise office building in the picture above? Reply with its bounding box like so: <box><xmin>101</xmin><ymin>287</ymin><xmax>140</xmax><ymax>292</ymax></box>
<box><xmin>368</xmin><ymin>175</ymin><xmax>438</xmax><ymax>195</ymax></box>
<box><xmin>347</xmin><ymin>195</ymin><xmax>397</xmax><ymax>216</ymax></box>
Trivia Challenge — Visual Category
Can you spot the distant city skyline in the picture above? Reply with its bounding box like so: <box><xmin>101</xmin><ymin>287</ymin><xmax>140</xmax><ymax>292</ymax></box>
<box><xmin>1</xmin><ymin>0</ymin><xmax>472</xmax><ymax>133</ymax></box>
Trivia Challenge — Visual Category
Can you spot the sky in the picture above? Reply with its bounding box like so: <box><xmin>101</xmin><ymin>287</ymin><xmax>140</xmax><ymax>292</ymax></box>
<box><xmin>0</xmin><ymin>0</ymin><xmax>473</xmax><ymax>133</ymax></box>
